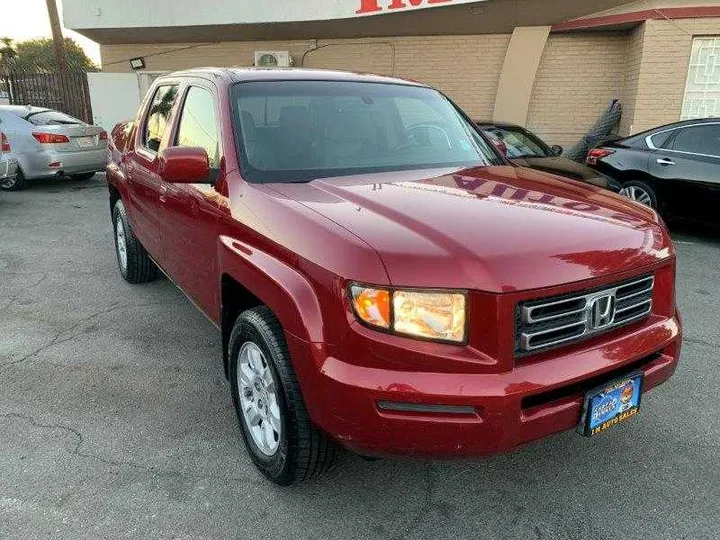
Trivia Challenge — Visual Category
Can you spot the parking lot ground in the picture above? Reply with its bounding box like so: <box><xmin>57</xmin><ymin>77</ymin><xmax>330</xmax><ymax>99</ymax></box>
<box><xmin>1</xmin><ymin>175</ymin><xmax>719</xmax><ymax>540</ymax></box>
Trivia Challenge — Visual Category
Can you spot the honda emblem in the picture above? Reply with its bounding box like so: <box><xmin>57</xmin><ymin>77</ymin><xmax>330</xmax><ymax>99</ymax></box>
<box><xmin>588</xmin><ymin>294</ymin><xmax>616</xmax><ymax>330</ymax></box>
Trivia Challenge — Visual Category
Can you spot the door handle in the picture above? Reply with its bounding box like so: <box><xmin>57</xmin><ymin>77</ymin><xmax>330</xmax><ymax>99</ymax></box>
<box><xmin>159</xmin><ymin>184</ymin><xmax>168</xmax><ymax>203</ymax></box>
<box><xmin>656</xmin><ymin>158</ymin><xmax>676</xmax><ymax>166</ymax></box>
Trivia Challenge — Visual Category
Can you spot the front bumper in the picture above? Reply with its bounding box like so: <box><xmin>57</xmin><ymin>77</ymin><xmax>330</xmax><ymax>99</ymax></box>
<box><xmin>290</xmin><ymin>314</ymin><xmax>681</xmax><ymax>458</ymax></box>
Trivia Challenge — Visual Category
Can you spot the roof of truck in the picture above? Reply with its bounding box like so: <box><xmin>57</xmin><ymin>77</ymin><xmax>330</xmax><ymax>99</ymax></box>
<box><xmin>158</xmin><ymin>67</ymin><xmax>427</xmax><ymax>87</ymax></box>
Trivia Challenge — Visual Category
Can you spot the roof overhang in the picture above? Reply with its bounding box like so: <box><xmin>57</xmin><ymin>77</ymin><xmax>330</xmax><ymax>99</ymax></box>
<box><xmin>63</xmin><ymin>0</ymin><xmax>638</xmax><ymax>44</ymax></box>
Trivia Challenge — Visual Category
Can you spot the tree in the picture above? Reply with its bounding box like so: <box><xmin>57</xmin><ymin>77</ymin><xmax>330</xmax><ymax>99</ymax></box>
<box><xmin>1</xmin><ymin>37</ymin><xmax>97</xmax><ymax>72</ymax></box>
<box><xmin>0</xmin><ymin>37</ymin><xmax>17</xmax><ymax>70</ymax></box>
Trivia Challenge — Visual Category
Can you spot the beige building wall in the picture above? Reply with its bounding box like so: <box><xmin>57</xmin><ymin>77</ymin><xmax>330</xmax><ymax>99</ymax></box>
<box><xmin>101</xmin><ymin>34</ymin><xmax>511</xmax><ymax>121</ymax></box>
<box><xmin>618</xmin><ymin>24</ymin><xmax>645</xmax><ymax>135</ymax></box>
<box><xmin>100</xmin><ymin>17</ymin><xmax>720</xmax><ymax>146</ymax></box>
<box><xmin>493</xmin><ymin>26</ymin><xmax>552</xmax><ymax>126</ymax></box>
<box><xmin>526</xmin><ymin>32</ymin><xmax>629</xmax><ymax>148</ymax></box>
<box><xmin>630</xmin><ymin>17</ymin><xmax>720</xmax><ymax>133</ymax></box>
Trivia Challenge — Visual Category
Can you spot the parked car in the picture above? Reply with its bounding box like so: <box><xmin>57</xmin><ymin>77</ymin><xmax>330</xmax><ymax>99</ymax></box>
<box><xmin>0</xmin><ymin>105</ymin><xmax>107</xmax><ymax>190</ymax></box>
<box><xmin>0</xmin><ymin>131</ymin><xmax>18</xmax><ymax>188</ymax></box>
<box><xmin>586</xmin><ymin>118</ymin><xmax>720</xmax><ymax>222</ymax></box>
<box><xmin>476</xmin><ymin>121</ymin><xmax>622</xmax><ymax>192</ymax></box>
<box><xmin>107</xmin><ymin>68</ymin><xmax>681</xmax><ymax>485</ymax></box>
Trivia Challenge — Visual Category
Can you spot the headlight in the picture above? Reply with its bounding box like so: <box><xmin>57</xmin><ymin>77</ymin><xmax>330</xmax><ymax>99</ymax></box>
<box><xmin>349</xmin><ymin>284</ymin><xmax>467</xmax><ymax>343</ymax></box>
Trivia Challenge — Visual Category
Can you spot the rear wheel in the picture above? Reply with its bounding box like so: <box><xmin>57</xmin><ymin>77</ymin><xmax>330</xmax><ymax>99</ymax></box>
<box><xmin>619</xmin><ymin>180</ymin><xmax>657</xmax><ymax>209</ymax></box>
<box><xmin>71</xmin><ymin>172</ymin><xmax>96</xmax><ymax>181</ymax></box>
<box><xmin>112</xmin><ymin>200</ymin><xmax>157</xmax><ymax>283</ymax></box>
<box><xmin>1</xmin><ymin>168</ymin><xmax>27</xmax><ymax>191</ymax></box>
<box><xmin>229</xmin><ymin>306</ymin><xmax>339</xmax><ymax>485</ymax></box>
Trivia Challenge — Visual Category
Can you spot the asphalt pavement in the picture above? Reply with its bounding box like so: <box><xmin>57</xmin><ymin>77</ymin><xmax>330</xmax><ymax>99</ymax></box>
<box><xmin>1</xmin><ymin>174</ymin><xmax>718</xmax><ymax>540</ymax></box>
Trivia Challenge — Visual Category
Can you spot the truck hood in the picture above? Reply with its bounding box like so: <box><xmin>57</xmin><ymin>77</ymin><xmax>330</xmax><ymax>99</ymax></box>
<box><xmin>271</xmin><ymin>166</ymin><xmax>672</xmax><ymax>292</ymax></box>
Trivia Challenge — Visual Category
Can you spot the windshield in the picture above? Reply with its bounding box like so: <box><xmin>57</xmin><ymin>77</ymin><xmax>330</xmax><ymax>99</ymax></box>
<box><xmin>481</xmin><ymin>125</ymin><xmax>550</xmax><ymax>159</ymax></box>
<box><xmin>231</xmin><ymin>80</ymin><xmax>500</xmax><ymax>183</ymax></box>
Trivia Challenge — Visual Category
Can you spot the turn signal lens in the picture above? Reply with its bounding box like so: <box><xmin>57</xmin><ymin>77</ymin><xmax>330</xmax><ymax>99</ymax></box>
<box><xmin>98</xmin><ymin>130</ymin><xmax>108</xmax><ymax>141</ymax></box>
<box><xmin>393</xmin><ymin>290</ymin><xmax>466</xmax><ymax>343</ymax></box>
<box><xmin>349</xmin><ymin>285</ymin><xmax>467</xmax><ymax>343</ymax></box>
<box><xmin>350</xmin><ymin>285</ymin><xmax>390</xmax><ymax>329</ymax></box>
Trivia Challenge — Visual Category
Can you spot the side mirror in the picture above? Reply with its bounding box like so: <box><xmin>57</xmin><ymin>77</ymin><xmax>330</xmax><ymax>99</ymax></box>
<box><xmin>550</xmin><ymin>144</ymin><xmax>564</xmax><ymax>157</ymax></box>
<box><xmin>158</xmin><ymin>146</ymin><xmax>210</xmax><ymax>184</ymax></box>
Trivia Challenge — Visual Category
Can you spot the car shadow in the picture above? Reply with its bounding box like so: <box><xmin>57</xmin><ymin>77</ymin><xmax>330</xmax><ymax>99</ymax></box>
<box><xmin>14</xmin><ymin>173</ymin><xmax>106</xmax><ymax>193</ymax></box>
<box><xmin>668</xmin><ymin>219</ymin><xmax>720</xmax><ymax>245</ymax></box>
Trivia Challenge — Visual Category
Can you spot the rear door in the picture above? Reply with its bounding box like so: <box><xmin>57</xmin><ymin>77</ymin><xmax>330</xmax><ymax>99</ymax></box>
<box><xmin>648</xmin><ymin>123</ymin><xmax>720</xmax><ymax>221</ymax></box>
<box><xmin>125</xmin><ymin>83</ymin><xmax>180</xmax><ymax>261</ymax></box>
<box><xmin>157</xmin><ymin>82</ymin><xmax>224</xmax><ymax>317</ymax></box>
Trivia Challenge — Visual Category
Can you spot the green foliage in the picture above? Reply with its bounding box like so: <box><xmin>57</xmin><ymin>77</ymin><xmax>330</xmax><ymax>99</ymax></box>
<box><xmin>0</xmin><ymin>36</ymin><xmax>98</xmax><ymax>73</ymax></box>
<box><xmin>0</xmin><ymin>37</ymin><xmax>17</xmax><ymax>68</ymax></box>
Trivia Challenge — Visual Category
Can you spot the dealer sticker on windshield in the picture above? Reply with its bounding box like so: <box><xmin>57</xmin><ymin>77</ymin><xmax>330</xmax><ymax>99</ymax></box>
<box><xmin>578</xmin><ymin>372</ymin><xmax>643</xmax><ymax>437</ymax></box>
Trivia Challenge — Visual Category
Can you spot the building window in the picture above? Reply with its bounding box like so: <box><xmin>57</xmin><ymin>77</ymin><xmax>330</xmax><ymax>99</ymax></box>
<box><xmin>681</xmin><ymin>37</ymin><xmax>720</xmax><ymax>120</ymax></box>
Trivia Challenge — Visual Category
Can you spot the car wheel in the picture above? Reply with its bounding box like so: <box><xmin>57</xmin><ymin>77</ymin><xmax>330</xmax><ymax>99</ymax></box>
<box><xmin>1</xmin><ymin>168</ymin><xmax>27</xmax><ymax>191</ymax></box>
<box><xmin>229</xmin><ymin>306</ymin><xmax>339</xmax><ymax>485</ymax></box>
<box><xmin>619</xmin><ymin>180</ymin><xmax>657</xmax><ymax>209</ymax></box>
<box><xmin>112</xmin><ymin>200</ymin><xmax>158</xmax><ymax>283</ymax></box>
<box><xmin>71</xmin><ymin>172</ymin><xmax>96</xmax><ymax>181</ymax></box>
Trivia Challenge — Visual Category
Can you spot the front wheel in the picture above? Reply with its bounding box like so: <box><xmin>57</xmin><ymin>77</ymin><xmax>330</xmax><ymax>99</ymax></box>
<box><xmin>112</xmin><ymin>200</ymin><xmax>157</xmax><ymax>283</ymax></box>
<box><xmin>229</xmin><ymin>306</ymin><xmax>339</xmax><ymax>485</ymax></box>
<box><xmin>619</xmin><ymin>180</ymin><xmax>657</xmax><ymax>209</ymax></box>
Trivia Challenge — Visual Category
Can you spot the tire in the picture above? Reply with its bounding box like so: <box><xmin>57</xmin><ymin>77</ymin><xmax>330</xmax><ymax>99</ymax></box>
<box><xmin>112</xmin><ymin>200</ymin><xmax>158</xmax><ymax>283</ymax></box>
<box><xmin>619</xmin><ymin>180</ymin><xmax>658</xmax><ymax>209</ymax></box>
<box><xmin>1</xmin><ymin>168</ymin><xmax>28</xmax><ymax>191</ymax></box>
<box><xmin>229</xmin><ymin>306</ymin><xmax>339</xmax><ymax>485</ymax></box>
<box><xmin>71</xmin><ymin>172</ymin><xmax>96</xmax><ymax>181</ymax></box>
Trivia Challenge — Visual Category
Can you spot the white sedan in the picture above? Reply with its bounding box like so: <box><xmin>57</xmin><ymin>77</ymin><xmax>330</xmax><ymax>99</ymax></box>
<box><xmin>0</xmin><ymin>105</ymin><xmax>107</xmax><ymax>190</ymax></box>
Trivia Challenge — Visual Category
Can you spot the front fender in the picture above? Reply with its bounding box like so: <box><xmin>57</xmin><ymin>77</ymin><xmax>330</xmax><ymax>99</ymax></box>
<box><xmin>219</xmin><ymin>235</ymin><xmax>325</xmax><ymax>344</ymax></box>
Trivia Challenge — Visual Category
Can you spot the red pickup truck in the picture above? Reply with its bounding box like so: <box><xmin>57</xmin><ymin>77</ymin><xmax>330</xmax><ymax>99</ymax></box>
<box><xmin>106</xmin><ymin>68</ymin><xmax>681</xmax><ymax>485</ymax></box>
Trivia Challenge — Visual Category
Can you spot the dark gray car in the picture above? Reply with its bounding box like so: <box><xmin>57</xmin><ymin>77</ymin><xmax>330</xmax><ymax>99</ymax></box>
<box><xmin>476</xmin><ymin>121</ymin><xmax>622</xmax><ymax>193</ymax></box>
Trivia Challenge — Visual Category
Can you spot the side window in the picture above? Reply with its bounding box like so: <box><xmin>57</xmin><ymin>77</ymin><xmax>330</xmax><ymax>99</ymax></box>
<box><xmin>175</xmin><ymin>86</ymin><xmax>220</xmax><ymax>168</ymax></box>
<box><xmin>670</xmin><ymin>125</ymin><xmax>720</xmax><ymax>156</ymax></box>
<box><xmin>143</xmin><ymin>84</ymin><xmax>179</xmax><ymax>152</ymax></box>
<box><xmin>648</xmin><ymin>130</ymin><xmax>676</xmax><ymax>149</ymax></box>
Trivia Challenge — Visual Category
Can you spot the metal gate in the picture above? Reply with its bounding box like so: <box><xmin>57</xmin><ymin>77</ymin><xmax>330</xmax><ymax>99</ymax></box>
<box><xmin>0</xmin><ymin>69</ymin><xmax>93</xmax><ymax>123</ymax></box>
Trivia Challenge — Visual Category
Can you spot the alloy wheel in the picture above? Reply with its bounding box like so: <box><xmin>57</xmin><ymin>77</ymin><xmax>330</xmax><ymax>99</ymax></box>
<box><xmin>237</xmin><ymin>341</ymin><xmax>282</xmax><ymax>456</ymax></box>
<box><xmin>1</xmin><ymin>175</ymin><xmax>17</xmax><ymax>189</ymax></box>
<box><xmin>620</xmin><ymin>185</ymin><xmax>653</xmax><ymax>207</ymax></box>
<box><xmin>115</xmin><ymin>216</ymin><xmax>128</xmax><ymax>271</ymax></box>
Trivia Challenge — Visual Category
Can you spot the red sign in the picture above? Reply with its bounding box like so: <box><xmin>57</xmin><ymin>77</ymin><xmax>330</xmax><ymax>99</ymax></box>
<box><xmin>356</xmin><ymin>0</ymin><xmax>453</xmax><ymax>15</ymax></box>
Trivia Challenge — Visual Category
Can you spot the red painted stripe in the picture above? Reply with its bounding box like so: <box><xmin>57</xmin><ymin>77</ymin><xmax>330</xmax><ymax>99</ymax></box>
<box><xmin>552</xmin><ymin>6</ymin><xmax>720</xmax><ymax>32</ymax></box>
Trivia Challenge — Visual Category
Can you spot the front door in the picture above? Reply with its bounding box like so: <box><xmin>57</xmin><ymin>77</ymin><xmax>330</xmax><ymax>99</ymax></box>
<box><xmin>157</xmin><ymin>83</ymin><xmax>223</xmax><ymax>319</ymax></box>
<box><xmin>648</xmin><ymin>123</ymin><xmax>720</xmax><ymax>222</ymax></box>
<box><xmin>125</xmin><ymin>83</ymin><xmax>180</xmax><ymax>261</ymax></box>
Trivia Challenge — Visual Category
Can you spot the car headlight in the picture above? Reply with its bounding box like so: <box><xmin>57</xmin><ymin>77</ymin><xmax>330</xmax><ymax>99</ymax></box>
<box><xmin>349</xmin><ymin>284</ymin><xmax>467</xmax><ymax>344</ymax></box>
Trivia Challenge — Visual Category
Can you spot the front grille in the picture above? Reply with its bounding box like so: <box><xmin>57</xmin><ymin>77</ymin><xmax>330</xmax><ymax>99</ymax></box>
<box><xmin>516</xmin><ymin>274</ymin><xmax>654</xmax><ymax>355</ymax></box>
